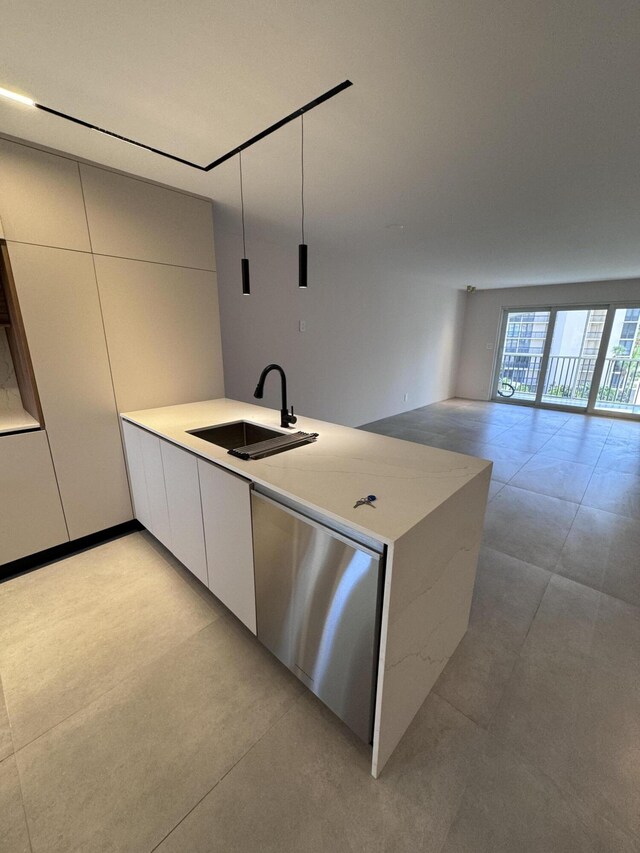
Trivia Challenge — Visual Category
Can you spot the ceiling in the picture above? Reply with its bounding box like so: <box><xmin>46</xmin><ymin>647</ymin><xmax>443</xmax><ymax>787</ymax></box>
<box><xmin>1</xmin><ymin>0</ymin><xmax>640</xmax><ymax>288</ymax></box>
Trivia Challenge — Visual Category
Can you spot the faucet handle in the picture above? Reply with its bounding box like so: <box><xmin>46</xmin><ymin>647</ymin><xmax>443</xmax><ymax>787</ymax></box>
<box><xmin>288</xmin><ymin>405</ymin><xmax>297</xmax><ymax>426</ymax></box>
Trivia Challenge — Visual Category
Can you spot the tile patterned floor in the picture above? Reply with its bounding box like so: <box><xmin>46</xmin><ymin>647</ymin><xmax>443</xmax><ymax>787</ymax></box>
<box><xmin>1</xmin><ymin>399</ymin><xmax>639</xmax><ymax>852</ymax></box>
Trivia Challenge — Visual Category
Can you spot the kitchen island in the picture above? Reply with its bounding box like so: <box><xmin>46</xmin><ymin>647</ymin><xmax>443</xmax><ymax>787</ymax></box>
<box><xmin>121</xmin><ymin>398</ymin><xmax>491</xmax><ymax>777</ymax></box>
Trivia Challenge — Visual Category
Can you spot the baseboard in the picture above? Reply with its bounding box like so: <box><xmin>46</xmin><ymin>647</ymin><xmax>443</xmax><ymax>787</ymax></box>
<box><xmin>0</xmin><ymin>520</ymin><xmax>143</xmax><ymax>583</ymax></box>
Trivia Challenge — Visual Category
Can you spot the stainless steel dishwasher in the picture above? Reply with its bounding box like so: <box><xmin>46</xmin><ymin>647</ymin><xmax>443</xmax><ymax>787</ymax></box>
<box><xmin>251</xmin><ymin>487</ymin><xmax>385</xmax><ymax>744</ymax></box>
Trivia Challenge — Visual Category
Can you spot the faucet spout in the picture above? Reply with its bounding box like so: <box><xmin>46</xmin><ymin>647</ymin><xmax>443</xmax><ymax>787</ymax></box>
<box><xmin>254</xmin><ymin>363</ymin><xmax>297</xmax><ymax>429</ymax></box>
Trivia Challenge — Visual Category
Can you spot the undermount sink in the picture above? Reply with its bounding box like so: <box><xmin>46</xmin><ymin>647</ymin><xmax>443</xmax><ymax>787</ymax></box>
<box><xmin>187</xmin><ymin>421</ymin><xmax>284</xmax><ymax>450</ymax></box>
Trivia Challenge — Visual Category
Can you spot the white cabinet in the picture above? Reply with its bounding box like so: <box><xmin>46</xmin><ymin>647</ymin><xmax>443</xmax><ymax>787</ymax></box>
<box><xmin>0</xmin><ymin>430</ymin><xmax>69</xmax><ymax>563</ymax></box>
<box><xmin>8</xmin><ymin>242</ymin><xmax>132</xmax><ymax>539</ymax></box>
<box><xmin>121</xmin><ymin>422</ymin><xmax>170</xmax><ymax>549</ymax></box>
<box><xmin>198</xmin><ymin>459</ymin><xmax>256</xmax><ymax>634</ymax></box>
<box><xmin>94</xmin><ymin>256</ymin><xmax>224</xmax><ymax>413</ymax></box>
<box><xmin>121</xmin><ymin>421</ymin><xmax>151</xmax><ymax>530</ymax></box>
<box><xmin>160</xmin><ymin>440</ymin><xmax>208</xmax><ymax>586</ymax></box>
<box><xmin>121</xmin><ymin>420</ymin><xmax>256</xmax><ymax>632</ymax></box>
<box><xmin>80</xmin><ymin>164</ymin><xmax>216</xmax><ymax>270</ymax></box>
<box><xmin>139</xmin><ymin>431</ymin><xmax>171</xmax><ymax>549</ymax></box>
<box><xmin>0</xmin><ymin>139</ymin><xmax>91</xmax><ymax>251</ymax></box>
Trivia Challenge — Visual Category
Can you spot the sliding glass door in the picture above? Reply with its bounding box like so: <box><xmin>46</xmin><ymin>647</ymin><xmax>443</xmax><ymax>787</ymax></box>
<box><xmin>494</xmin><ymin>310</ymin><xmax>550</xmax><ymax>402</ymax></box>
<box><xmin>493</xmin><ymin>303</ymin><xmax>640</xmax><ymax>418</ymax></box>
<box><xmin>539</xmin><ymin>308</ymin><xmax>606</xmax><ymax>409</ymax></box>
<box><xmin>594</xmin><ymin>307</ymin><xmax>640</xmax><ymax>415</ymax></box>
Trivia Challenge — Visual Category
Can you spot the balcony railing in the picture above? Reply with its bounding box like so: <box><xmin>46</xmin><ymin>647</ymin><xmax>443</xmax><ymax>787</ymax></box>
<box><xmin>498</xmin><ymin>354</ymin><xmax>640</xmax><ymax>412</ymax></box>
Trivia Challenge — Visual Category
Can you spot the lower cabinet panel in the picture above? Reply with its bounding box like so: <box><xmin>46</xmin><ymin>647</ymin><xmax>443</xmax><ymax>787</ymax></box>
<box><xmin>0</xmin><ymin>430</ymin><xmax>68</xmax><ymax>564</ymax></box>
<box><xmin>198</xmin><ymin>458</ymin><xmax>256</xmax><ymax>634</ymax></box>
<box><xmin>160</xmin><ymin>440</ymin><xmax>208</xmax><ymax>586</ymax></box>
<box><xmin>121</xmin><ymin>422</ymin><xmax>171</xmax><ymax>549</ymax></box>
<box><xmin>121</xmin><ymin>421</ymin><xmax>151</xmax><ymax>529</ymax></box>
<box><xmin>138</xmin><ymin>429</ymin><xmax>171</xmax><ymax>550</ymax></box>
<box><xmin>121</xmin><ymin>420</ymin><xmax>256</xmax><ymax>632</ymax></box>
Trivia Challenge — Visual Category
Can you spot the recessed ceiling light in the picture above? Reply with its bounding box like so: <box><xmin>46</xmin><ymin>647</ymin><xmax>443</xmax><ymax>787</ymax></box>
<box><xmin>0</xmin><ymin>87</ymin><xmax>35</xmax><ymax>107</ymax></box>
<box><xmin>385</xmin><ymin>223</ymin><xmax>405</xmax><ymax>230</ymax></box>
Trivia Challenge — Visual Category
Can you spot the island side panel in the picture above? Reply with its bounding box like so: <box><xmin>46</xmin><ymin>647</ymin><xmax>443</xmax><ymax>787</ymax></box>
<box><xmin>371</xmin><ymin>465</ymin><xmax>491</xmax><ymax>777</ymax></box>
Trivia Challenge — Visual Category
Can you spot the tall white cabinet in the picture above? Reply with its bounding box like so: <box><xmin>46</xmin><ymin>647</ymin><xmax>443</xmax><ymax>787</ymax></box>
<box><xmin>8</xmin><ymin>242</ymin><xmax>132</xmax><ymax>540</ymax></box>
<box><xmin>0</xmin><ymin>135</ymin><xmax>224</xmax><ymax>566</ymax></box>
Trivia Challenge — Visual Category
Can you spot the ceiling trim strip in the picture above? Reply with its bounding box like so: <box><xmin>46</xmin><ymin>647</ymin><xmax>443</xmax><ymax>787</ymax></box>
<box><xmin>33</xmin><ymin>80</ymin><xmax>353</xmax><ymax>172</ymax></box>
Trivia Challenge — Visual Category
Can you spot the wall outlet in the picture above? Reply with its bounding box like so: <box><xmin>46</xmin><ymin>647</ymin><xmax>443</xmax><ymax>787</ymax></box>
<box><xmin>299</xmin><ymin>320</ymin><xmax>306</xmax><ymax>332</ymax></box>
<box><xmin>403</xmin><ymin>393</ymin><xmax>409</xmax><ymax>402</ymax></box>
<box><xmin>486</xmin><ymin>342</ymin><xmax>494</xmax><ymax>350</ymax></box>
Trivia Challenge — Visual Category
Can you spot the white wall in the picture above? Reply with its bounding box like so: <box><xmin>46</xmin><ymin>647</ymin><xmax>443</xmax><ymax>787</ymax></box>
<box><xmin>215</xmin><ymin>208</ymin><xmax>466</xmax><ymax>428</ymax></box>
<box><xmin>456</xmin><ymin>278</ymin><xmax>640</xmax><ymax>400</ymax></box>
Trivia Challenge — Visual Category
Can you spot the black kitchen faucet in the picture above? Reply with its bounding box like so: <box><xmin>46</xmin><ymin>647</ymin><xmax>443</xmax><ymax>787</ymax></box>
<box><xmin>253</xmin><ymin>364</ymin><xmax>297</xmax><ymax>429</ymax></box>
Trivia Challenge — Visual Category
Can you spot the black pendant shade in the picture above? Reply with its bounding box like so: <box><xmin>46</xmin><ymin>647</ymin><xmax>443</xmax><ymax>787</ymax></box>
<box><xmin>242</xmin><ymin>257</ymin><xmax>251</xmax><ymax>295</ymax></box>
<box><xmin>298</xmin><ymin>113</ymin><xmax>308</xmax><ymax>289</ymax></box>
<box><xmin>298</xmin><ymin>243</ymin><xmax>308</xmax><ymax>288</ymax></box>
<box><xmin>239</xmin><ymin>150</ymin><xmax>250</xmax><ymax>295</ymax></box>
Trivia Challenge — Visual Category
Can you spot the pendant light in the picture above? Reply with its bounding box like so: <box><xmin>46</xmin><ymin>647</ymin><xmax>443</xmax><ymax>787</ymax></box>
<box><xmin>298</xmin><ymin>113</ymin><xmax>308</xmax><ymax>288</ymax></box>
<box><xmin>239</xmin><ymin>150</ymin><xmax>250</xmax><ymax>295</ymax></box>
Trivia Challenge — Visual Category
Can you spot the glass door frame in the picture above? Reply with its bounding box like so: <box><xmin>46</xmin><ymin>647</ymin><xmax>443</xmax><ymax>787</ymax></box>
<box><xmin>492</xmin><ymin>301</ymin><xmax>640</xmax><ymax>420</ymax></box>
<box><xmin>591</xmin><ymin>302</ymin><xmax>640</xmax><ymax>417</ymax></box>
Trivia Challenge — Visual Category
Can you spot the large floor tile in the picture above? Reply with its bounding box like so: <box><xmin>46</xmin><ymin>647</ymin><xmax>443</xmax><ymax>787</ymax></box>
<box><xmin>358</xmin><ymin>418</ymin><xmax>422</xmax><ymax>438</ymax></box>
<box><xmin>537</xmin><ymin>433</ymin><xmax>606</xmax><ymax>465</ymax></box>
<box><xmin>451</xmin><ymin>441</ymin><xmax>532</xmax><ymax>483</ymax></box>
<box><xmin>491</xmin><ymin>582</ymin><xmax>640</xmax><ymax>839</ymax></box>
<box><xmin>390</xmin><ymin>426</ymin><xmax>456</xmax><ymax>447</ymax></box>
<box><xmin>440</xmin><ymin>736</ymin><xmax>639</xmax><ymax>853</ymax></box>
<box><xmin>0</xmin><ymin>756</ymin><xmax>31</xmax><ymax>853</ymax></box>
<box><xmin>518</xmin><ymin>574</ymin><xmax>600</xmax><ymax>674</ymax></box>
<box><xmin>468</xmin><ymin>548</ymin><xmax>551</xmax><ymax>654</ymax></box>
<box><xmin>482</xmin><ymin>486</ymin><xmax>579</xmax><ymax>569</ymax></box>
<box><xmin>557</xmin><ymin>506</ymin><xmax>640</xmax><ymax>604</ymax></box>
<box><xmin>487</xmin><ymin>425</ymin><xmax>554</xmax><ymax>453</ymax></box>
<box><xmin>487</xmin><ymin>481</ymin><xmax>504</xmax><ymax>501</ymax></box>
<box><xmin>526</xmin><ymin>409</ymin><xmax>572</xmax><ymax>428</ymax></box>
<box><xmin>608</xmin><ymin>419</ymin><xmax>640</xmax><ymax>441</ymax></box>
<box><xmin>509</xmin><ymin>455</ymin><xmax>594</xmax><ymax>502</ymax></box>
<box><xmin>0</xmin><ymin>533</ymin><xmax>221</xmax><ymax>749</ymax></box>
<box><xmin>596</xmin><ymin>437</ymin><xmax>640</xmax><ymax>476</ymax></box>
<box><xmin>567</xmin><ymin>665</ymin><xmax>640</xmax><ymax>838</ymax></box>
<box><xmin>435</xmin><ymin>549</ymin><xmax>549</xmax><ymax>727</ymax></box>
<box><xmin>439</xmin><ymin>422</ymin><xmax>512</xmax><ymax>444</ymax></box>
<box><xmin>583</xmin><ymin>470</ymin><xmax>640</xmax><ymax>521</ymax></box>
<box><xmin>0</xmin><ymin>676</ymin><xmax>12</xmax><ymax>761</ymax></box>
<box><xmin>556</xmin><ymin>417</ymin><xmax>614</xmax><ymax>439</ymax></box>
<box><xmin>590</xmin><ymin>593</ymin><xmax>640</xmax><ymax>681</ymax></box>
<box><xmin>16</xmin><ymin>617</ymin><xmax>302</xmax><ymax>853</ymax></box>
<box><xmin>489</xmin><ymin>655</ymin><xmax>587</xmax><ymax>792</ymax></box>
<box><xmin>156</xmin><ymin>691</ymin><xmax>485</xmax><ymax>853</ymax></box>
<box><xmin>434</xmin><ymin>632</ymin><xmax>518</xmax><ymax>728</ymax></box>
<box><xmin>456</xmin><ymin>403</ymin><xmax>529</xmax><ymax>426</ymax></box>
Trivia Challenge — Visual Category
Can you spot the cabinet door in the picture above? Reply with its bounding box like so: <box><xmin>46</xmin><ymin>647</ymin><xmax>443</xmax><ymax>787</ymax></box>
<box><xmin>160</xmin><ymin>440</ymin><xmax>208</xmax><ymax>585</ymax></box>
<box><xmin>121</xmin><ymin>421</ymin><xmax>170</xmax><ymax>548</ymax></box>
<box><xmin>121</xmin><ymin>421</ymin><xmax>151</xmax><ymax>530</ymax></box>
<box><xmin>8</xmin><ymin>242</ymin><xmax>132</xmax><ymax>539</ymax></box>
<box><xmin>138</xmin><ymin>429</ymin><xmax>171</xmax><ymax>550</ymax></box>
<box><xmin>0</xmin><ymin>430</ymin><xmax>69</xmax><ymax>563</ymax></box>
<box><xmin>198</xmin><ymin>459</ymin><xmax>256</xmax><ymax>634</ymax></box>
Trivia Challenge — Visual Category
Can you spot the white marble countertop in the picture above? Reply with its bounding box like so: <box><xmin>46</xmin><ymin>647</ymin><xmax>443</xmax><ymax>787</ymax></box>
<box><xmin>0</xmin><ymin>408</ymin><xmax>40</xmax><ymax>436</ymax></box>
<box><xmin>121</xmin><ymin>398</ymin><xmax>491</xmax><ymax>545</ymax></box>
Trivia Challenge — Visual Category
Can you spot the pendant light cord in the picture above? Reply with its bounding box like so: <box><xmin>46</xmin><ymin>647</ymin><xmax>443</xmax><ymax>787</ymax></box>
<box><xmin>239</xmin><ymin>149</ymin><xmax>247</xmax><ymax>257</ymax></box>
<box><xmin>301</xmin><ymin>112</ymin><xmax>305</xmax><ymax>244</ymax></box>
